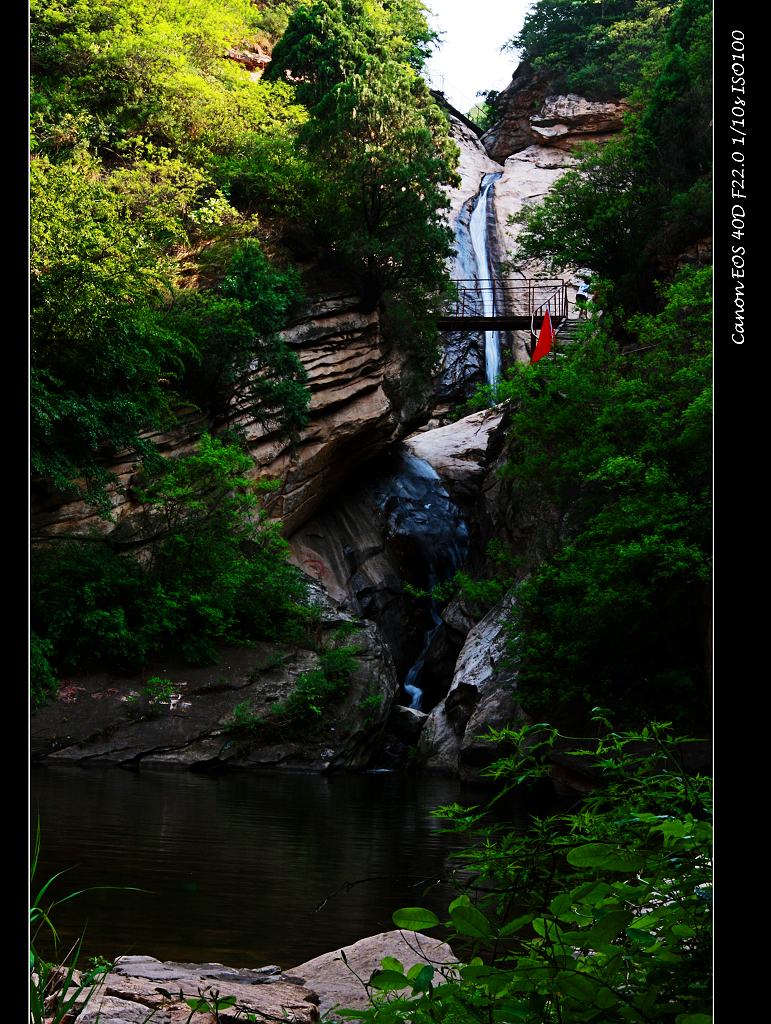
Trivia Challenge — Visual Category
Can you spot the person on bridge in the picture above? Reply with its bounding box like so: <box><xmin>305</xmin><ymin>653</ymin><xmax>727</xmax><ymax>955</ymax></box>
<box><xmin>576</xmin><ymin>278</ymin><xmax>591</xmax><ymax>320</ymax></box>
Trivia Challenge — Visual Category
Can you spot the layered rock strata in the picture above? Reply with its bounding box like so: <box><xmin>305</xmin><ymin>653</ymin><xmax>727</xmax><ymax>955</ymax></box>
<box><xmin>480</xmin><ymin>63</ymin><xmax>626</xmax><ymax>162</ymax></box>
<box><xmin>64</xmin><ymin>931</ymin><xmax>458</xmax><ymax>1024</ymax></box>
<box><xmin>66</xmin><ymin>954</ymin><xmax>319</xmax><ymax>1024</ymax></box>
<box><xmin>31</xmin><ymin>291</ymin><xmax>414</xmax><ymax>543</ymax></box>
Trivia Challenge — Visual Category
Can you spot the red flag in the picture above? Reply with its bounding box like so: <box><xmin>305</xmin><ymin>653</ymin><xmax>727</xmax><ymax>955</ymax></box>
<box><xmin>531</xmin><ymin>307</ymin><xmax>554</xmax><ymax>363</ymax></box>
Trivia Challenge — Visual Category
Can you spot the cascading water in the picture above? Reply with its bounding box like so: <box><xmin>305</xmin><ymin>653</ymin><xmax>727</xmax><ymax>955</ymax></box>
<box><xmin>468</xmin><ymin>171</ymin><xmax>503</xmax><ymax>388</ymax></box>
<box><xmin>373</xmin><ymin>173</ymin><xmax>506</xmax><ymax>714</ymax></box>
<box><xmin>372</xmin><ymin>452</ymin><xmax>468</xmax><ymax>712</ymax></box>
<box><xmin>403</xmin><ymin>581</ymin><xmax>443</xmax><ymax>711</ymax></box>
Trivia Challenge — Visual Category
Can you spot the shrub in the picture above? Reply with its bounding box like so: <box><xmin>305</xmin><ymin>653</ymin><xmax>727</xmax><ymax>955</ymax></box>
<box><xmin>31</xmin><ymin>435</ymin><xmax>310</xmax><ymax>693</ymax></box>
<box><xmin>344</xmin><ymin>717</ymin><xmax>712</xmax><ymax>1024</ymax></box>
<box><xmin>30</xmin><ymin>633</ymin><xmax>59</xmax><ymax>709</ymax></box>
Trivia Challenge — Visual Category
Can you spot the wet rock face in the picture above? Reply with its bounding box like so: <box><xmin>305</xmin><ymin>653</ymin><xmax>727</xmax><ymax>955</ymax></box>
<box><xmin>289</xmin><ymin>450</ymin><xmax>468</xmax><ymax>689</ymax></box>
<box><xmin>387</xmin><ymin>704</ymin><xmax>428</xmax><ymax>744</ymax></box>
<box><xmin>404</xmin><ymin>408</ymin><xmax>505</xmax><ymax>504</ymax></box>
<box><xmin>30</xmin><ymin>584</ymin><xmax>399</xmax><ymax>772</ymax></box>
<box><xmin>418</xmin><ymin>594</ymin><xmax>525</xmax><ymax>782</ymax></box>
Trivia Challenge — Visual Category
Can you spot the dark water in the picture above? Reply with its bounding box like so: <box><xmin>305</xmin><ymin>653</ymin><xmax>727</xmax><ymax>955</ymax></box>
<box><xmin>31</xmin><ymin>767</ymin><xmax>484</xmax><ymax>969</ymax></box>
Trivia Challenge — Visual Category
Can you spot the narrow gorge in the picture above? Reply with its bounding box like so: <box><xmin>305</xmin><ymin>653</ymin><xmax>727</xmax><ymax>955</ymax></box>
<box><xmin>30</xmin><ymin>3</ymin><xmax>713</xmax><ymax>1020</ymax></box>
<box><xmin>32</xmin><ymin>92</ymin><xmax>621</xmax><ymax>778</ymax></box>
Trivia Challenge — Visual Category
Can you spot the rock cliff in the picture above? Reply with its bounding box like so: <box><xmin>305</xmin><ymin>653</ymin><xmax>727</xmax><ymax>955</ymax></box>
<box><xmin>418</xmin><ymin>594</ymin><xmax>525</xmax><ymax>781</ymax></box>
<box><xmin>480</xmin><ymin>62</ymin><xmax>626</xmax><ymax>162</ymax></box>
<box><xmin>31</xmin><ymin>288</ymin><xmax>417</xmax><ymax>544</ymax></box>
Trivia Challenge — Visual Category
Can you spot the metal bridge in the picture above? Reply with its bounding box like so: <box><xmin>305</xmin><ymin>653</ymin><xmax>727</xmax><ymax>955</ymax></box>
<box><xmin>437</xmin><ymin>278</ymin><xmax>573</xmax><ymax>341</ymax></box>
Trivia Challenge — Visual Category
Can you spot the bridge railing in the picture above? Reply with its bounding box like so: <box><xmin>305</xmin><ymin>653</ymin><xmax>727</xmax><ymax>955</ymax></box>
<box><xmin>447</xmin><ymin>278</ymin><xmax>568</xmax><ymax>322</ymax></box>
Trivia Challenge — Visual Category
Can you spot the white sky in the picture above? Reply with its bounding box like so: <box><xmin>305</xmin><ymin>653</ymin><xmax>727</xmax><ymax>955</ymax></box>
<box><xmin>423</xmin><ymin>0</ymin><xmax>534</xmax><ymax>114</ymax></box>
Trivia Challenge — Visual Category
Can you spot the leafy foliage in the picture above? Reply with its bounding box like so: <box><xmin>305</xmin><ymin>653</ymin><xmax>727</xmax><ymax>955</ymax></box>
<box><xmin>225</xmin><ymin>623</ymin><xmax>361</xmax><ymax>737</ymax></box>
<box><xmin>268</xmin><ymin>0</ymin><xmax>459</xmax><ymax>376</ymax></box>
<box><xmin>31</xmin><ymin>435</ymin><xmax>311</xmax><ymax>679</ymax></box>
<box><xmin>509</xmin><ymin>0</ymin><xmax>679</xmax><ymax>99</ymax></box>
<box><xmin>31</xmin><ymin>634</ymin><xmax>59</xmax><ymax>710</ymax></box>
<box><xmin>511</xmin><ymin>0</ymin><xmax>711</xmax><ymax>313</ymax></box>
<box><xmin>461</xmin><ymin>268</ymin><xmax>711</xmax><ymax>728</ymax></box>
<box><xmin>30</xmin><ymin>0</ymin><xmax>311</xmax><ymax>501</ymax></box>
<box><xmin>343</xmin><ymin>719</ymin><xmax>712</xmax><ymax>1023</ymax></box>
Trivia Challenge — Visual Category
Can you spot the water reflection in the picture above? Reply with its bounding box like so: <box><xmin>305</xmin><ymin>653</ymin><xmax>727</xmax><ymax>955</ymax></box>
<box><xmin>31</xmin><ymin>767</ymin><xmax>483</xmax><ymax>968</ymax></box>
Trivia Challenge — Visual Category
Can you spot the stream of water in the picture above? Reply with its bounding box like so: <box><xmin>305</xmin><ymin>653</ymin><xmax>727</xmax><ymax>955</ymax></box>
<box><xmin>391</xmin><ymin>170</ymin><xmax>503</xmax><ymax>706</ymax></box>
<box><xmin>372</xmin><ymin>452</ymin><xmax>468</xmax><ymax>711</ymax></box>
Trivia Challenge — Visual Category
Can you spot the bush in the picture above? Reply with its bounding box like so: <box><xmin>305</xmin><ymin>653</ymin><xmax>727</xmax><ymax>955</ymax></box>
<box><xmin>345</xmin><ymin>717</ymin><xmax>712</xmax><ymax>1024</ymax></box>
<box><xmin>30</xmin><ymin>633</ymin><xmax>59</xmax><ymax>709</ymax></box>
<box><xmin>31</xmin><ymin>434</ymin><xmax>311</xmax><ymax>690</ymax></box>
<box><xmin>271</xmin><ymin>638</ymin><xmax>360</xmax><ymax>728</ymax></box>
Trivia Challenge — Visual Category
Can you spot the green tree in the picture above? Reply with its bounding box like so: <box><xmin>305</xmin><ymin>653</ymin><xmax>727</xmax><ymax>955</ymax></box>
<box><xmin>31</xmin><ymin>434</ymin><xmax>310</xmax><ymax>682</ymax></box>
<box><xmin>508</xmin><ymin>0</ymin><xmax>676</xmax><ymax>99</ymax></box>
<box><xmin>30</xmin><ymin>155</ymin><xmax>185</xmax><ymax>497</ymax></box>
<box><xmin>511</xmin><ymin>0</ymin><xmax>711</xmax><ymax>313</ymax></box>
<box><xmin>268</xmin><ymin>0</ymin><xmax>459</xmax><ymax>374</ymax></box>
<box><xmin>464</xmin><ymin>267</ymin><xmax>711</xmax><ymax>729</ymax></box>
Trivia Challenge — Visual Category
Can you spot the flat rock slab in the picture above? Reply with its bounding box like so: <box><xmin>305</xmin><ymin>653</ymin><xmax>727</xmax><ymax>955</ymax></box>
<box><xmin>288</xmin><ymin>929</ymin><xmax>458</xmax><ymax>1019</ymax></box>
<box><xmin>68</xmin><ymin>955</ymin><xmax>320</xmax><ymax>1023</ymax></box>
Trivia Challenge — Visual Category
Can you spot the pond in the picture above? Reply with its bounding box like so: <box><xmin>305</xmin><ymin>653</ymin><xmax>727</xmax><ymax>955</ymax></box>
<box><xmin>31</xmin><ymin>766</ymin><xmax>491</xmax><ymax>969</ymax></box>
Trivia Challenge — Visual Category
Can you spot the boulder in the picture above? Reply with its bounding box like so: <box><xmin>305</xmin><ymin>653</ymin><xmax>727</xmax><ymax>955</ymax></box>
<box><xmin>66</xmin><ymin>955</ymin><xmax>319</xmax><ymax>1024</ymax></box>
<box><xmin>388</xmin><ymin>704</ymin><xmax>428</xmax><ymax>744</ymax></box>
<box><xmin>288</xmin><ymin>930</ymin><xmax>457</xmax><ymax>1019</ymax></box>
<box><xmin>418</xmin><ymin>594</ymin><xmax>525</xmax><ymax>781</ymax></box>
<box><xmin>403</xmin><ymin>408</ymin><xmax>505</xmax><ymax>501</ymax></box>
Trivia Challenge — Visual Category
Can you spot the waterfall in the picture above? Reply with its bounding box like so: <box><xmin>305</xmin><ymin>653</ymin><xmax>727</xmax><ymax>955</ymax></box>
<box><xmin>372</xmin><ymin>452</ymin><xmax>468</xmax><ymax>712</ymax></box>
<box><xmin>467</xmin><ymin>171</ymin><xmax>503</xmax><ymax>388</ymax></box>
<box><xmin>374</xmin><ymin>174</ymin><xmax>507</xmax><ymax>714</ymax></box>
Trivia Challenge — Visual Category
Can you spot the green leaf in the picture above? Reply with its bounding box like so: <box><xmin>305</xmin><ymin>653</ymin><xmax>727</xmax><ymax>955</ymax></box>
<box><xmin>449</xmin><ymin>897</ymin><xmax>493</xmax><ymax>938</ymax></box>
<box><xmin>381</xmin><ymin>956</ymin><xmax>404</xmax><ymax>974</ymax></box>
<box><xmin>567</xmin><ymin>843</ymin><xmax>644</xmax><ymax>872</ymax></box>
<box><xmin>410</xmin><ymin>965</ymin><xmax>434</xmax><ymax>992</ymax></box>
<box><xmin>369</xmin><ymin>970</ymin><xmax>410</xmax><ymax>992</ymax></box>
<box><xmin>550</xmin><ymin>894</ymin><xmax>573</xmax><ymax>918</ymax></box>
<box><xmin>392</xmin><ymin>907</ymin><xmax>440</xmax><ymax>931</ymax></box>
<box><xmin>595</xmin><ymin>987</ymin><xmax>620</xmax><ymax>1009</ymax></box>
<box><xmin>500</xmin><ymin>913</ymin><xmax>535</xmax><ymax>937</ymax></box>
<box><xmin>676</xmin><ymin>1016</ymin><xmax>712</xmax><ymax>1024</ymax></box>
<box><xmin>185</xmin><ymin>997</ymin><xmax>211</xmax><ymax>1011</ymax></box>
<box><xmin>556</xmin><ymin>971</ymin><xmax>598</xmax><ymax>1002</ymax></box>
<box><xmin>589</xmin><ymin>910</ymin><xmax>633</xmax><ymax>947</ymax></box>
